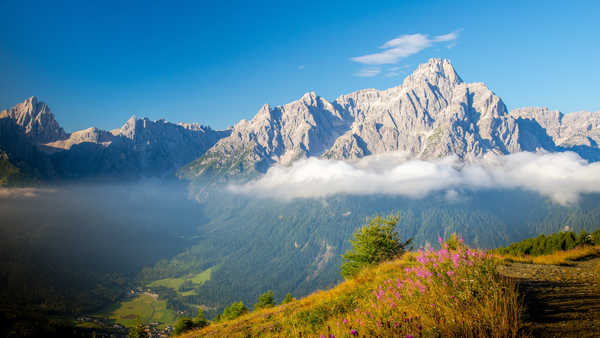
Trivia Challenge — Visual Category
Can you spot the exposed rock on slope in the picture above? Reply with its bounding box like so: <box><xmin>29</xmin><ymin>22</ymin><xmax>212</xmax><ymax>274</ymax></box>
<box><xmin>178</xmin><ymin>92</ymin><xmax>349</xmax><ymax>179</ymax></box>
<box><xmin>511</xmin><ymin>107</ymin><xmax>600</xmax><ymax>160</ymax></box>
<box><xmin>51</xmin><ymin>116</ymin><xmax>230</xmax><ymax>178</ymax></box>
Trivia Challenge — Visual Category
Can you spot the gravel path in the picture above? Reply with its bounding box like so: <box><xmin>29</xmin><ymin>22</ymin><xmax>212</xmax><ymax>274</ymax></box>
<box><xmin>497</xmin><ymin>257</ymin><xmax>600</xmax><ymax>337</ymax></box>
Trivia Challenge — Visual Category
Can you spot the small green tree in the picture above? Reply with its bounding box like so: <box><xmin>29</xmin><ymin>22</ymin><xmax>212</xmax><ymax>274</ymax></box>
<box><xmin>254</xmin><ymin>290</ymin><xmax>275</xmax><ymax>310</ymax></box>
<box><xmin>341</xmin><ymin>215</ymin><xmax>411</xmax><ymax>278</ymax></box>
<box><xmin>173</xmin><ymin>317</ymin><xmax>194</xmax><ymax>335</ymax></box>
<box><xmin>281</xmin><ymin>292</ymin><xmax>295</xmax><ymax>304</ymax></box>
<box><xmin>218</xmin><ymin>301</ymin><xmax>248</xmax><ymax>322</ymax></box>
<box><xmin>193</xmin><ymin>309</ymin><xmax>209</xmax><ymax>328</ymax></box>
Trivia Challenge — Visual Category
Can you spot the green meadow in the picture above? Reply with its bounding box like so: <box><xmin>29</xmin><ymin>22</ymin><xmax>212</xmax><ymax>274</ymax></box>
<box><xmin>148</xmin><ymin>266</ymin><xmax>215</xmax><ymax>296</ymax></box>
<box><xmin>101</xmin><ymin>293</ymin><xmax>176</xmax><ymax>328</ymax></box>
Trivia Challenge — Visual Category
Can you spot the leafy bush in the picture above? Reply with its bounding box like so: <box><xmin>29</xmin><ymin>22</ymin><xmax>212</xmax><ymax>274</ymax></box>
<box><xmin>341</xmin><ymin>215</ymin><xmax>411</xmax><ymax>278</ymax></box>
<box><xmin>254</xmin><ymin>290</ymin><xmax>275</xmax><ymax>310</ymax></box>
<box><xmin>173</xmin><ymin>309</ymin><xmax>209</xmax><ymax>335</ymax></box>
<box><xmin>281</xmin><ymin>292</ymin><xmax>295</xmax><ymax>304</ymax></box>
<box><xmin>174</xmin><ymin>317</ymin><xmax>194</xmax><ymax>335</ymax></box>
<box><xmin>215</xmin><ymin>301</ymin><xmax>248</xmax><ymax>322</ymax></box>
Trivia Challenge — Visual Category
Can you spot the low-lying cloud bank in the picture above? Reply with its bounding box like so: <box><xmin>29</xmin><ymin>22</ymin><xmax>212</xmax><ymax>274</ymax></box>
<box><xmin>228</xmin><ymin>152</ymin><xmax>600</xmax><ymax>205</ymax></box>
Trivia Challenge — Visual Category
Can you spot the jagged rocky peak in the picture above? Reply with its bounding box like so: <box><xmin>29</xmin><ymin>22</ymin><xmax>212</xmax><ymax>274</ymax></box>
<box><xmin>300</xmin><ymin>91</ymin><xmax>319</xmax><ymax>105</ymax></box>
<box><xmin>116</xmin><ymin>115</ymin><xmax>139</xmax><ymax>139</ymax></box>
<box><xmin>402</xmin><ymin>58</ymin><xmax>463</xmax><ymax>88</ymax></box>
<box><xmin>0</xmin><ymin>96</ymin><xmax>67</xmax><ymax>143</ymax></box>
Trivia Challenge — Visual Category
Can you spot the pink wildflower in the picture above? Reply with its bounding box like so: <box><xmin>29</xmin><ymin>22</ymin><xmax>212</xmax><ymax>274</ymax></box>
<box><xmin>415</xmin><ymin>280</ymin><xmax>426</xmax><ymax>293</ymax></box>
<box><xmin>451</xmin><ymin>253</ymin><xmax>460</xmax><ymax>267</ymax></box>
<box><xmin>415</xmin><ymin>267</ymin><xmax>432</xmax><ymax>278</ymax></box>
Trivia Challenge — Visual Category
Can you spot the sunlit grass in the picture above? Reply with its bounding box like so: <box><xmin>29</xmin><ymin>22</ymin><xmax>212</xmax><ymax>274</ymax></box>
<box><xmin>181</xmin><ymin>237</ymin><xmax>522</xmax><ymax>337</ymax></box>
<box><xmin>103</xmin><ymin>293</ymin><xmax>176</xmax><ymax>328</ymax></box>
<box><xmin>147</xmin><ymin>266</ymin><xmax>215</xmax><ymax>295</ymax></box>
<box><xmin>497</xmin><ymin>246</ymin><xmax>600</xmax><ymax>266</ymax></box>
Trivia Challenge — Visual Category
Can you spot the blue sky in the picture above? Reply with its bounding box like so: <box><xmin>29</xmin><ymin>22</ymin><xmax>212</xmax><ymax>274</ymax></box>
<box><xmin>1</xmin><ymin>0</ymin><xmax>598</xmax><ymax>132</ymax></box>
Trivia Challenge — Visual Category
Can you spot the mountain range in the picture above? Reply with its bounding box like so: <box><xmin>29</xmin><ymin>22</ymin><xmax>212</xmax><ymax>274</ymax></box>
<box><xmin>0</xmin><ymin>97</ymin><xmax>229</xmax><ymax>180</ymax></box>
<box><xmin>1</xmin><ymin>58</ymin><xmax>599</xmax><ymax>183</ymax></box>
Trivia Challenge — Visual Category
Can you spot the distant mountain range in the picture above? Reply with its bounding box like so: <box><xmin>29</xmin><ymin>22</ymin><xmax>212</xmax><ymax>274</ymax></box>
<box><xmin>0</xmin><ymin>97</ymin><xmax>229</xmax><ymax>181</ymax></box>
<box><xmin>1</xmin><ymin>58</ymin><xmax>599</xmax><ymax>183</ymax></box>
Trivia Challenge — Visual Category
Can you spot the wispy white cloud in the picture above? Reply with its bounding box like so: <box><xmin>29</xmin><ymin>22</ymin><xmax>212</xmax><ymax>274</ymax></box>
<box><xmin>228</xmin><ymin>151</ymin><xmax>600</xmax><ymax>205</ymax></box>
<box><xmin>0</xmin><ymin>187</ymin><xmax>54</xmax><ymax>199</ymax></box>
<box><xmin>355</xmin><ymin>68</ymin><xmax>381</xmax><ymax>77</ymax></box>
<box><xmin>433</xmin><ymin>32</ymin><xmax>459</xmax><ymax>42</ymax></box>
<box><xmin>351</xmin><ymin>31</ymin><xmax>460</xmax><ymax>65</ymax></box>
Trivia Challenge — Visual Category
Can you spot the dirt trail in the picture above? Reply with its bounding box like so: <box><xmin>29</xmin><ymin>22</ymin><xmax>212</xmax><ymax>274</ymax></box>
<box><xmin>497</xmin><ymin>257</ymin><xmax>600</xmax><ymax>337</ymax></box>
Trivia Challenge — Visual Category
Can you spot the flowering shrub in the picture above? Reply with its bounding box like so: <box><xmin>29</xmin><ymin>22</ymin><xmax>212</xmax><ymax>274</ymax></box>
<box><xmin>330</xmin><ymin>234</ymin><xmax>520</xmax><ymax>337</ymax></box>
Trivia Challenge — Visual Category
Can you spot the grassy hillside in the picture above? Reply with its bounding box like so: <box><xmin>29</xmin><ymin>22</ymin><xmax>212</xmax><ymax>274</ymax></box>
<box><xmin>180</xmin><ymin>237</ymin><xmax>522</xmax><ymax>337</ymax></box>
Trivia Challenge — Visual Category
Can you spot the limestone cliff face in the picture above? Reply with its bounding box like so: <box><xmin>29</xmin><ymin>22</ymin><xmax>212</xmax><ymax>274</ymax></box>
<box><xmin>178</xmin><ymin>92</ymin><xmax>349</xmax><ymax>179</ymax></box>
<box><xmin>511</xmin><ymin>107</ymin><xmax>600</xmax><ymax>150</ymax></box>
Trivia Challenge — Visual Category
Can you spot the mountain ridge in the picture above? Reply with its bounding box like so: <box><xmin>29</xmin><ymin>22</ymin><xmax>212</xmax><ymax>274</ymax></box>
<box><xmin>179</xmin><ymin>58</ymin><xmax>600</xmax><ymax>181</ymax></box>
<box><xmin>2</xmin><ymin>58</ymin><xmax>600</xmax><ymax>182</ymax></box>
<box><xmin>0</xmin><ymin>98</ymin><xmax>230</xmax><ymax>180</ymax></box>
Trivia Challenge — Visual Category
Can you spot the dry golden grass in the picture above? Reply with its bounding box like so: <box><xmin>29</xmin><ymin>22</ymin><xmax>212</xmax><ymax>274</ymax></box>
<box><xmin>181</xmin><ymin>247</ymin><xmax>523</xmax><ymax>338</ymax></box>
<box><xmin>181</xmin><ymin>258</ymin><xmax>409</xmax><ymax>338</ymax></box>
<box><xmin>497</xmin><ymin>246</ymin><xmax>600</xmax><ymax>266</ymax></box>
